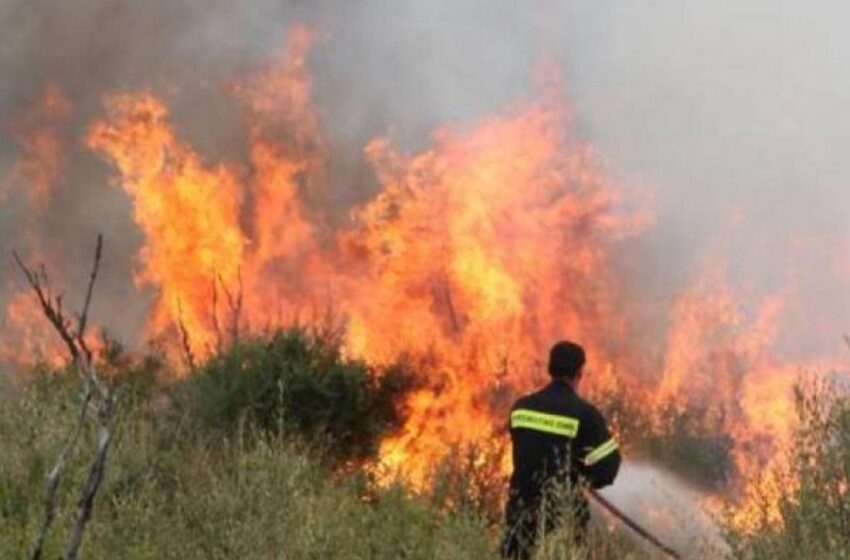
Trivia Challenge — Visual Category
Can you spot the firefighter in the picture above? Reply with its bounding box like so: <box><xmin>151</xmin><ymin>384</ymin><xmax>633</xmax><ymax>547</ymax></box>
<box><xmin>501</xmin><ymin>340</ymin><xmax>621</xmax><ymax>559</ymax></box>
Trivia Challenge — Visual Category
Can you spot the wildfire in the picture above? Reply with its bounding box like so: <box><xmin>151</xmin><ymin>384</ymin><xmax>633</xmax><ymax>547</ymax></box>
<box><xmin>3</xmin><ymin>84</ymin><xmax>72</xmax><ymax>211</ymax></box>
<box><xmin>342</xmin><ymin>82</ymin><xmax>647</xmax><ymax>485</ymax></box>
<box><xmin>3</xmin><ymin>24</ymin><xmax>847</xmax><ymax>525</ymax></box>
<box><xmin>86</xmin><ymin>93</ymin><xmax>245</xmax><ymax>359</ymax></box>
<box><xmin>1</xmin><ymin>85</ymin><xmax>73</xmax><ymax>367</ymax></box>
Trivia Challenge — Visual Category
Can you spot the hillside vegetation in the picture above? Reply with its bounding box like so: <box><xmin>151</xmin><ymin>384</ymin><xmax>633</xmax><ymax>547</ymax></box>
<box><xmin>1</xmin><ymin>328</ymin><xmax>848</xmax><ymax>559</ymax></box>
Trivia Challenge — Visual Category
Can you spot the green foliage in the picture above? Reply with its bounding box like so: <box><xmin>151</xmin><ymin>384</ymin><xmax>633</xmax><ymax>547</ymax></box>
<box><xmin>0</xmin><ymin>375</ymin><xmax>494</xmax><ymax>560</ymax></box>
<box><xmin>176</xmin><ymin>327</ymin><xmax>411</xmax><ymax>462</ymax></box>
<box><xmin>0</xmin><ymin>329</ymin><xmax>641</xmax><ymax>560</ymax></box>
<box><xmin>724</xmin><ymin>379</ymin><xmax>850</xmax><ymax>559</ymax></box>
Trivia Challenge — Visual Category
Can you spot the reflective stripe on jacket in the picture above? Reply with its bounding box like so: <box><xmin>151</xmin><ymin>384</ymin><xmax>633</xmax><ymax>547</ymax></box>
<box><xmin>507</xmin><ymin>379</ymin><xmax>621</xmax><ymax>505</ymax></box>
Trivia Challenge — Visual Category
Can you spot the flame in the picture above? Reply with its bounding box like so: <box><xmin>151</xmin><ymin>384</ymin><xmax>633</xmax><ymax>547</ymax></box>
<box><xmin>1</xmin><ymin>85</ymin><xmax>72</xmax><ymax>367</ymax></box>
<box><xmin>341</xmin><ymin>84</ymin><xmax>648</xmax><ymax>485</ymax></box>
<box><xmin>660</xmin><ymin>267</ymin><xmax>800</xmax><ymax>474</ymax></box>
<box><xmin>0</xmin><ymin>292</ymin><xmax>66</xmax><ymax>369</ymax></box>
<box><xmin>3</xmin><ymin>84</ymin><xmax>72</xmax><ymax>210</ymax></box>
<box><xmin>236</xmin><ymin>24</ymin><xmax>328</xmax><ymax>323</ymax></box>
<box><xmin>84</xmin><ymin>29</ymin><xmax>326</xmax><ymax>359</ymax></box>
<box><xmin>86</xmin><ymin>93</ymin><xmax>246</xmax><ymax>358</ymax></box>
<box><xmin>5</xmin><ymin>24</ymin><xmax>849</xmax><ymax>526</ymax></box>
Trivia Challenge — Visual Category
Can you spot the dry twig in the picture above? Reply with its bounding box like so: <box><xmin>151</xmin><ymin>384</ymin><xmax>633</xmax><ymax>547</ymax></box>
<box><xmin>14</xmin><ymin>234</ymin><xmax>114</xmax><ymax>560</ymax></box>
<box><xmin>218</xmin><ymin>267</ymin><xmax>244</xmax><ymax>344</ymax></box>
<box><xmin>211</xmin><ymin>275</ymin><xmax>223</xmax><ymax>355</ymax></box>
<box><xmin>176</xmin><ymin>298</ymin><xmax>197</xmax><ymax>371</ymax></box>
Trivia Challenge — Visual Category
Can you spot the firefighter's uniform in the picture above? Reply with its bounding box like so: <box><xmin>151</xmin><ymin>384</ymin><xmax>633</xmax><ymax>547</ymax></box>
<box><xmin>501</xmin><ymin>378</ymin><xmax>621</xmax><ymax>558</ymax></box>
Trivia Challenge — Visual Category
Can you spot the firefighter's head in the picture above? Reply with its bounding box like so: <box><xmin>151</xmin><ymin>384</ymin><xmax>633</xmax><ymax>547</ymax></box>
<box><xmin>548</xmin><ymin>340</ymin><xmax>586</xmax><ymax>385</ymax></box>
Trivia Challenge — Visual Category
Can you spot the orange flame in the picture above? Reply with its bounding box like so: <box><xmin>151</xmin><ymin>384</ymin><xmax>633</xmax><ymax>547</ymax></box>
<box><xmin>341</xmin><ymin>84</ymin><xmax>648</xmax><ymax>484</ymax></box>
<box><xmin>86</xmin><ymin>93</ymin><xmax>245</xmax><ymax>358</ymax></box>
<box><xmin>6</xmin><ymin>25</ymin><xmax>847</xmax><ymax>522</ymax></box>
<box><xmin>1</xmin><ymin>85</ymin><xmax>72</xmax><ymax>367</ymax></box>
<box><xmin>3</xmin><ymin>84</ymin><xmax>72</xmax><ymax>210</ymax></box>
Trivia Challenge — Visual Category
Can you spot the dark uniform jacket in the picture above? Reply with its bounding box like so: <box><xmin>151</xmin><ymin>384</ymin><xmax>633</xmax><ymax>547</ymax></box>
<box><xmin>506</xmin><ymin>378</ymin><xmax>621</xmax><ymax>520</ymax></box>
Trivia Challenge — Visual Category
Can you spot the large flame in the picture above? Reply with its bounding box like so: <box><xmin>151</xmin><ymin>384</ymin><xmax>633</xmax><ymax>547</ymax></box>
<box><xmin>340</xmin><ymin>81</ymin><xmax>649</xmax><ymax>484</ymax></box>
<box><xmin>86</xmin><ymin>93</ymin><xmax>246</xmax><ymax>358</ymax></box>
<box><xmin>3</xmin><ymin>84</ymin><xmax>71</xmax><ymax>211</ymax></box>
<box><xmin>1</xmin><ymin>85</ymin><xmax>73</xmax><ymax>367</ymax></box>
<box><xmin>4</xmin><ymin>25</ymin><xmax>848</xmax><ymax>524</ymax></box>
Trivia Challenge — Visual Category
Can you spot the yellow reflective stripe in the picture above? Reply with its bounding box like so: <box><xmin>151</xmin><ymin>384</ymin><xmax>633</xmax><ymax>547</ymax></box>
<box><xmin>583</xmin><ymin>438</ymin><xmax>618</xmax><ymax>466</ymax></box>
<box><xmin>510</xmin><ymin>409</ymin><xmax>579</xmax><ymax>437</ymax></box>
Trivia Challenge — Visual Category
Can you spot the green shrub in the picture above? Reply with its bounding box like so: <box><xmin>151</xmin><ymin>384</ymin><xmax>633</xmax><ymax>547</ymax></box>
<box><xmin>176</xmin><ymin>327</ymin><xmax>411</xmax><ymax>463</ymax></box>
<box><xmin>0</xmin><ymin>375</ymin><xmax>496</xmax><ymax>560</ymax></box>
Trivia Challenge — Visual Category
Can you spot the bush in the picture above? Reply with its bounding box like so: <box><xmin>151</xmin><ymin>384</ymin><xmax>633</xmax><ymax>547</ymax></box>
<box><xmin>724</xmin><ymin>379</ymin><xmax>850</xmax><ymax>559</ymax></box>
<box><xmin>642</xmin><ymin>401</ymin><xmax>734</xmax><ymax>490</ymax></box>
<box><xmin>175</xmin><ymin>327</ymin><xmax>411</xmax><ymax>463</ymax></box>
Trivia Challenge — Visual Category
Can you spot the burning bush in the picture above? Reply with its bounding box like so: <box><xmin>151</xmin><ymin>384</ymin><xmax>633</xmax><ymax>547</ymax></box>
<box><xmin>642</xmin><ymin>401</ymin><xmax>735</xmax><ymax>490</ymax></box>
<box><xmin>724</xmin><ymin>379</ymin><xmax>850</xmax><ymax>558</ymax></box>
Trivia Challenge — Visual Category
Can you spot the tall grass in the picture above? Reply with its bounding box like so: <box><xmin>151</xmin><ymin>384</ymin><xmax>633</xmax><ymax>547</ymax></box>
<box><xmin>723</xmin><ymin>378</ymin><xmax>850</xmax><ymax>559</ymax></box>
<box><xmin>15</xmin><ymin>327</ymin><xmax>849</xmax><ymax>559</ymax></box>
<box><xmin>0</xmin><ymin>364</ymin><xmax>495</xmax><ymax>559</ymax></box>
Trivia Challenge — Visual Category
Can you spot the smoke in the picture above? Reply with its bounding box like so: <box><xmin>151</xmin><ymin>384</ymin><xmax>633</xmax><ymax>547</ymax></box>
<box><xmin>596</xmin><ymin>461</ymin><xmax>727</xmax><ymax>559</ymax></box>
<box><xmin>2</xmin><ymin>0</ymin><xmax>848</xmax><ymax>352</ymax></box>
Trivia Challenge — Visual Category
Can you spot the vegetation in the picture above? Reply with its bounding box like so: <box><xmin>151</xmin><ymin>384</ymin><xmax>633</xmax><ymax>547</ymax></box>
<box><xmin>173</xmin><ymin>327</ymin><xmax>412</xmax><ymax>463</ymax></box>
<box><xmin>723</xmin><ymin>379</ymin><xmax>850</xmax><ymax>560</ymax></box>
<box><xmin>4</xmin><ymin>326</ymin><xmax>849</xmax><ymax>559</ymax></box>
<box><xmin>591</xmin><ymin>377</ymin><xmax>734</xmax><ymax>490</ymax></box>
<box><xmin>0</xmin><ymin>330</ymin><xmax>638</xmax><ymax>560</ymax></box>
<box><xmin>643</xmin><ymin>402</ymin><xmax>735</xmax><ymax>490</ymax></box>
<box><xmin>0</xmin><ymin>345</ymin><xmax>491</xmax><ymax>560</ymax></box>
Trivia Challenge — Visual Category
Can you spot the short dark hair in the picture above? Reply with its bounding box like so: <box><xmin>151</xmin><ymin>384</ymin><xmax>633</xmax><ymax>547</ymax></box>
<box><xmin>548</xmin><ymin>340</ymin><xmax>586</xmax><ymax>379</ymax></box>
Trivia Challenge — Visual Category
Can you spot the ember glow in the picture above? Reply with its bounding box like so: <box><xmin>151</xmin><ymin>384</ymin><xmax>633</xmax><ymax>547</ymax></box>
<box><xmin>2</xmin><ymin>22</ymin><xmax>848</xmax><ymax>526</ymax></box>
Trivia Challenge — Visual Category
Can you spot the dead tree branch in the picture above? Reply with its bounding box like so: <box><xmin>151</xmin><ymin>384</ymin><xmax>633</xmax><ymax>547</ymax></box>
<box><xmin>211</xmin><ymin>276</ymin><xmax>223</xmax><ymax>355</ymax></box>
<box><xmin>28</xmin><ymin>379</ymin><xmax>94</xmax><ymax>560</ymax></box>
<box><xmin>64</xmin><ymin>397</ymin><xmax>113</xmax><ymax>559</ymax></box>
<box><xmin>218</xmin><ymin>268</ymin><xmax>244</xmax><ymax>345</ymax></box>
<box><xmin>13</xmin><ymin>254</ymin><xmax>79</xmax><ymax>363</ymax></box>
<box><xmin>15</xmin><ymin>234</ymin><xmax>114</xmax><ymax>560</ymax></box>
<box><xmin>176</xmin><ymin>299</ymin><xmax>197</xmax><ymax>371</ymax></box>
<box><xmin>75</xmin><ymin>235</ymin><xmax>103</xmax><ymax>361</ymax></box>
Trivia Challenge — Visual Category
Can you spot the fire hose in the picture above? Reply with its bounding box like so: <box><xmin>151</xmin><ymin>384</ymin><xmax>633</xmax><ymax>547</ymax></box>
<box><xmin>586</xmin><ymin>488</ymin><xmax>682</xmax><ymax>559</ymax></box>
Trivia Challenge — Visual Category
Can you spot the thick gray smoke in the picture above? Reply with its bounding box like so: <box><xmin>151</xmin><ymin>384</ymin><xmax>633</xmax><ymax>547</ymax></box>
<box><xmin>1</xmin><ymin>0</ymin><xmax>848</xmax><ymax>354</ymax></box>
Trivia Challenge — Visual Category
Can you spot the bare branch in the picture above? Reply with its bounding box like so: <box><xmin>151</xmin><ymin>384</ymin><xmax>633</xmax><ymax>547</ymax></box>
<box><xmin>13</xmin><ymin>251</ymin><xmax>79</xmax><ymax>361</ymax></box>
<box><xmin>15</xmin><ymin>236</ymin><xmax>115</xmax><ymax>560</ymax></box>
<box><xmin>218</xmin><ymin>268</ymin><xmax>244</xmax><ymax>345</ymax></box>
<box><xmin>211</xmin><ymin>275</ymin><xmax>223</xmax><ymax>355</ymax></box>
<box><xmin>176</xmin><ymin>299</ymin><xmax>197</xmax><ymax>371</ymax></box>
<box><xmin>28</xmin><ymin>380</ymin><xmax>94</xmax><ymax>560</ymax></box>
<box><xmin>64</xmin><ymin>394</ymin><xmax>114</xmax><ymax>560</ymax></box>
<box><xmin>76</xmin><ymin>234</ymin><xmax>103</xmax><ymax>359</ymax></box>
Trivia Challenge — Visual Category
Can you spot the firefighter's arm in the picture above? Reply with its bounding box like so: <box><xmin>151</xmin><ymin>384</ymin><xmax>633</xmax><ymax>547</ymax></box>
<box><xmin>577</xmin><ymin>406</ymin><xmax>621</xmax><ymax>489</ymax></box>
